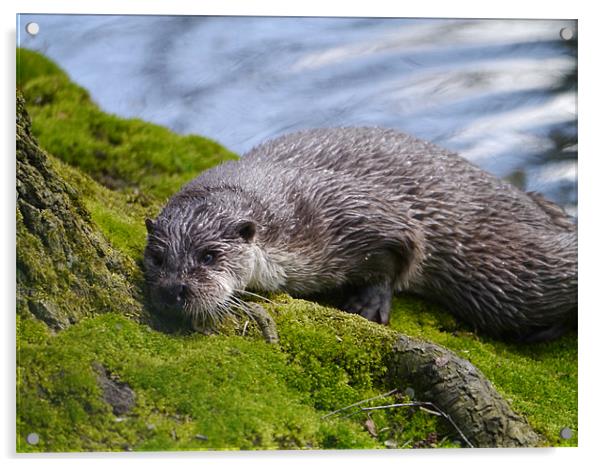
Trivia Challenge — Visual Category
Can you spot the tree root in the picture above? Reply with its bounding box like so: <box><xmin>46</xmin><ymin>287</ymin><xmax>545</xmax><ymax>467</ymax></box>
<box><xmin>386</xmin><ymin>335</ymin><xmax>541</xmax><ymax>447</ymax></box>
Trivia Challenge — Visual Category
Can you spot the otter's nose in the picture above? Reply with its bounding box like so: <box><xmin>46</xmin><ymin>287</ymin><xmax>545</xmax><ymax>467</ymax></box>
<box><xmin>160</xmin><ymin>282</ymin><xmax>188</xmax><ymax>306</ymax></box>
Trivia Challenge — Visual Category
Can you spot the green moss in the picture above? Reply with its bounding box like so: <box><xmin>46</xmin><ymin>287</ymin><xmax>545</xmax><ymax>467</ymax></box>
<box><xmin>17</xmin><ymin>48</ymin><xmax>237</xmax><ymax>202</ymax></box>
<box><xmin>49</xmin><ymin>156</ymin><xmax>158</xmax><ymax>262</ymax></box>
<box><xmin>18</xmin><ymin>303</ymin><xmax>464</xmax><ymax>452</ymax></box>
<box><xmin>271</xmin><ymin>298</ymin><xmax>464</xmax><ymax>448</ymax></box>
<box><xmin>273</xmin><ymin>297</ymin><xmax>396</xmax><ymax>410</ymax></box>
<box><xmin>17</xmin><ymin>47</ymin><xmax>67</xmax><ymax>83</ymax></box>
<box><xmin>17</xmin><ymin>312</ymin><xmax>384</xmax><ymax>451</ymax></box>
<box><xmin>389</xmin><ymin>295</ymin><xmax>578</xmax><ymax>446</ymax></box>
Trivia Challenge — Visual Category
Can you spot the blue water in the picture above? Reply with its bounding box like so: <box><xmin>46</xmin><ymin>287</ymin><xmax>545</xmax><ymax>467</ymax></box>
<box><xmin>18</xmin><ymin>15</ymin><xmax>577</xmax><ymax>215</ymax></box>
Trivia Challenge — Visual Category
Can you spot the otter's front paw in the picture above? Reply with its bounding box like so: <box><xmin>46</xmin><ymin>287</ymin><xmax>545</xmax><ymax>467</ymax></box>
<box><xmin>341</xmin><ymin>283</ymin><xmax>393</xmax><ymax>325</ymax></box>
<box><xmin>246</xmin><ymin>302</ymin><xmax>279</xmax><ymax>344</ymax></box>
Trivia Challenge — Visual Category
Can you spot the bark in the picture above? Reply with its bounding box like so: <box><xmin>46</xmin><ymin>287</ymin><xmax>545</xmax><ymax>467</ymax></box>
<box><xmin>387</xmin><ymin>335</ymin><xmax>541</xmax><ymax>447</ymax></box>
<box><xmin>16</xmin><ymin>91</ymin><xmax>142</xmax><ymax>328</ymax></box>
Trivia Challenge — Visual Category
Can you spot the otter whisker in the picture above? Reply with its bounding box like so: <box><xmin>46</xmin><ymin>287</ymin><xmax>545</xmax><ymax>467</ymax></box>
<box><xmin>184</xmin><ymin>292</ymin><xmax>235</xmax><ymax>332</ymax></box>
<box><xmin>212</xmin><ymin>301</ymin><xmax>231</xmax><ymax>323</ymax></box>
<box><xmin>234</xmin><ymin>288</ymin><xmax>276</xmax><ymax>305</ymax></box>
<box><xmin>227</xmin><ymin>295</ymin><xmax>254</xmax><ymax>320</ymax></box>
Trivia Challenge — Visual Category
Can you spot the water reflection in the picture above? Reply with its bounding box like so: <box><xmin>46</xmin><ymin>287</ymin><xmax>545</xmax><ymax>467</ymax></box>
<box><xmin>18</xmin><ymin>15</ymin><xmax>577</xmax><ymax>215</ymax></box>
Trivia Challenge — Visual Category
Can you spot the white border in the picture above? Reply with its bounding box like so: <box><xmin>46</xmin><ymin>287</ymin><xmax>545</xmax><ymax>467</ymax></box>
<box><xmin>4</xmin><ymin>0</ymin><xmax>584</xmax><ymax>18</ymax></box>
<box><xmin>4</xmin><ymin>1</ymin><xmax>600</xmax><ymax>466</ymax></box>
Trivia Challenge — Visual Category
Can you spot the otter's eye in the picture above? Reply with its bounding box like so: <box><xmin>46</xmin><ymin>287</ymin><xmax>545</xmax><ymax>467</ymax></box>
<box><xmin>200</xmin><ymin>252</ymin><xmax>216</xmax><ymax>266</ymax></box>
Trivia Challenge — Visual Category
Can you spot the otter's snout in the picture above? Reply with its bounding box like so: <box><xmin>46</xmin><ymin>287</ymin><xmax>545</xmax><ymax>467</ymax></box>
<box><xmin>157</xmin><ymin>281</ymin><xmax>188</xmax><ymax>307</ymax></box>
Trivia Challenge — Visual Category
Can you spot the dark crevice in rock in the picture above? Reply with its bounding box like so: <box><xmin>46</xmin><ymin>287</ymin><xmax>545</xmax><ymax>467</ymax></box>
<box><xmin>93</xmin><ymin>362</ymin><xmax>136</xmax><ymax>416</ymax></box>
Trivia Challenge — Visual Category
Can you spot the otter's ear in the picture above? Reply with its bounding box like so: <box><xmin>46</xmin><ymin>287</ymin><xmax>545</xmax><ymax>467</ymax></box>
<box><xmin>145</xmin><ymin>218</ymin><xmax>156</xmax><ymax>234</ymax></box>
<box><xmin>235</xmin><ymin>220</ymin><xmax>256</xmax><ymax>243</ymax></box>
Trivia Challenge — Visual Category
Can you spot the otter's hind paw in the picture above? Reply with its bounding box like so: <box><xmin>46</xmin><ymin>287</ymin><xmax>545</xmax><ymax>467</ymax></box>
<box><xmin>341</xmin><ymin>283</ymin><xmax>393</xmax><ymax>325</ymax></box>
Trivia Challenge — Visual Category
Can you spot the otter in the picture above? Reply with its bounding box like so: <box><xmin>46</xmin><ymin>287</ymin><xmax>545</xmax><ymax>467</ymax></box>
<box><xmin>144</xmin><ymin>127</ymin><xmax>577</xmax><ymax>342</ymax></box>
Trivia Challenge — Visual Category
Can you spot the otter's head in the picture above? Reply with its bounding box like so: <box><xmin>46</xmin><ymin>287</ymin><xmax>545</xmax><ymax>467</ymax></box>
<box><xmin>143</xmin><ymin>199</ymin><xmax>257</xmax><ymax>331</ymax></box>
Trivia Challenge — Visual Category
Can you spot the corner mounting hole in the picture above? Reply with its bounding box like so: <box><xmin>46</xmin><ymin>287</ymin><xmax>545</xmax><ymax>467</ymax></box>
<box><xmin>26</xmin><ymin>22</ymin><xmax>40</xmax><ymax>36</ymax></box>
<box><xmin>559</xmin><ymin>427</ymin><xmax>573</xmax><ymax>439</ymax></box>
<box><xmin>559</xmin><ymin>27</ymin><xmax>574</xmax><ymax>41</ymax></box>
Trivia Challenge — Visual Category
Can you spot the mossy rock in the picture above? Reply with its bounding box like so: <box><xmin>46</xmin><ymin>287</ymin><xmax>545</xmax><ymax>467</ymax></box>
<box><xmin>15</xmin><ymin>49</ymin><xmax>577</xmax><ymax>451</ymax></box>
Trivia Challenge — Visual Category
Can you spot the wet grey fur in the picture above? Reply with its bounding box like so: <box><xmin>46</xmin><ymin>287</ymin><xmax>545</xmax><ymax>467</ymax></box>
<box><xmin>144</xmin><ymin>127</ymin><xmax>577</xmax><ymax>341</ymax></box>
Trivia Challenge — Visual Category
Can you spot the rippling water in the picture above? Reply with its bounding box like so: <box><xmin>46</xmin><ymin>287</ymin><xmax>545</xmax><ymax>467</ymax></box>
<box><xmin>18</xmin><ymin>15</ymin><xmax>577</xmax><ymax>215</ymax></box>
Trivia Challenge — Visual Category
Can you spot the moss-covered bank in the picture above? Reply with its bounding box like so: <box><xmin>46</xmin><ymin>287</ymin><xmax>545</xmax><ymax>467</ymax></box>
<box><xmin>16</xmin><ymin>49</ymin><xmax>577</xmax><ymax>451</ymax></box>
<box><xmin>17</xmin><ymin>310</ymin><xmax>395</xmax><ymax>451</ymax></box>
